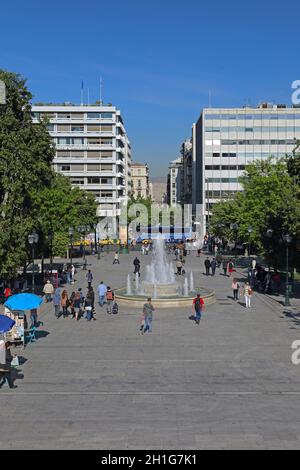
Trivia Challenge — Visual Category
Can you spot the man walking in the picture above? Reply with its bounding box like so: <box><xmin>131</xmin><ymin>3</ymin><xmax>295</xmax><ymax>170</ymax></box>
<box><xmin>43</xmin><ymin>280</ymin><xmax>54</xmax><ymax>302</ymax></box>
<box><xmin>86</xmin><ymin>270</ymin><xmax>93</xmax><ymax>288</ymax></box>
<box><xmin>133</xmin><ymin>257</ymin><xmax>141</xmax><ymax>277</ymax></box>
<box><xmin>192</xmin><ymin>294</ymin><xmax>204</xmax><ymax>325</ymax></box>
<box><xmin>211</xmin><ymin>258</ymin><xmax>217</xmax><ymax>276</ymax></box>
<box><xmin>53</xmin><ymin>287</ymin><xmax>62</xmax><ymax>318</ymax></box>
<box><xmin>204</xmin><ymin>257</ymin><xmax>211</xmax><ymax>276</ymax></box>
<box><xmin>98</xmin><ymin>281</ymin><xmax>107</xmax><ymax>307</ymax></box>
<box><xmin>142</xmin><ymin>298</ymin><xmax>155</xmax><ymax>334</ymax></box>
<box><xmin>106</xmin><ymin>287</ymin><xmax>115</xmax><ymax>314</ymax></box>
<box><xmin>113</xmin><ymin>251</ymin><xmax>120</xmax><ymax>265</ymax></box>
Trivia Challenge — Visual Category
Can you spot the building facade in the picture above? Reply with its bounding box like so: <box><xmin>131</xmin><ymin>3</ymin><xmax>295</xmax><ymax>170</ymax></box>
<box><xmin>131</xmin><ymin>162</ymin><xmax>150</xmax><ymax>199</ymax></box>
<box><xmin>32</xmin><ymin>104</ymin><xmax>132</xmax><ymax>234</ymax></box>
<box><xmin>194</xmin><ymin>104</ymin><xmax>300</xmax><ymax>233</ymax></box>
<box><xmin>167</xmin><ymin>157</ymin><xmax>183</xmax><ymax>206</ymax></box>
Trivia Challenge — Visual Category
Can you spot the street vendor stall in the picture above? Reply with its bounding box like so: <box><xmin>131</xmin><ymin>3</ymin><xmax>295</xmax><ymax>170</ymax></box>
<box><xmin>4</xmin><ymin>293</ymin><xmax>43</xmax><ymax>348</ymax></box>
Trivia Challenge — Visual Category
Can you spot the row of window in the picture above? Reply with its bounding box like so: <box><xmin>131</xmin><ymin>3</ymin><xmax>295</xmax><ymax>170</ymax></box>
<box><xmin>56</xmin><ymin>138</ymin><xmax>113</xmax><ymax>145</ymax></box>
<box><xmin>33</xmin><ymin>112</ymin><xmax>114</xmax><ymax>120</ymax></box>
<box><xmin>205</xmin><ymin>113</ymin><xmax>300</xmax><ymax>120</ymax></box>
<box><xmin>206</xmin><ymin>190</ymin><xmax>241</xmax><ymax>199</ymax></box>
<box><xmin>47</xmin><ymin>124</ymin><xmax>114</xmax><ymax>132</ymax></box>
<box><xmin>56</xmin><ymin>150</ymin><xmax>114</xmax><ymax>159</ymax></box>
<box><xmin>205</xmin><ymin>165</ymin><xmax>246</xmax><ymax>171</ymax></box>
<box><xmin>206</xmin><ymin>178</ymin><xmax>239</xmax><ymax>183</ymax></box>
<box><xmin>205</xmin><ymin>127</ymin><xmax>300</xmax><ymax>133</ymax></box>
<box><xmin>205</xmin><ymin>152</ymin><xmax>287</xmax><ymax>158</ymax></box>
<box><xmin>206</xmin><ymin>139</ymin><xmax>296</xmax><ymax>146</ymax></box>
<box><xmin>57</xmin><ymin>164</ymin><xmax>115</xmax><ymax>173</ymax></box>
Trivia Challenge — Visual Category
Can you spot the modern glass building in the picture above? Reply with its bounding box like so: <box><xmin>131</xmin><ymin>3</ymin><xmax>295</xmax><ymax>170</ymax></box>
<box><xmin>194</xmin><ymin>104</ymin><xmax>300</xmax><ymax>233</ymax></box>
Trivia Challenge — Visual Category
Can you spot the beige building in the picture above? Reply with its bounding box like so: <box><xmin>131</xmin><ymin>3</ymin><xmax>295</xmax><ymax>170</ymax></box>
<box><xmin>131</xmin><ymin>162</ymin><xmax>150</xmax><ymax>198</ymax></box>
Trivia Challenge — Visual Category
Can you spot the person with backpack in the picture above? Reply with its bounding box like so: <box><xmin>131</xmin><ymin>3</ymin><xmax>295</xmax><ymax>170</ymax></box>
<box><xmin>204</xmin><ymin>258</ymin><xmax>211</xmax><ymax>276</ymax></box>
<box><xmin>227</xmin><ymin>259</ymin><xmax>234</xmax><ymax>277</ymax></box>
<box><xmin>232</xmin><ymin>278</ymin><xmax>240</xmax><ymax>301</ymax></box>
<box><xmin>106</xmin><ymin>287</ymin><xmax>115</xmax><ymax>314</ymax></box>
<box><xmin>244</xmin><ymin>282</ymin><xmax>253</xmax><ymax>308</ymax></box>
<box><xmin>192</xmin><ymin>294</ymin><xmax>205</xmax><ymax>325</ymax></box>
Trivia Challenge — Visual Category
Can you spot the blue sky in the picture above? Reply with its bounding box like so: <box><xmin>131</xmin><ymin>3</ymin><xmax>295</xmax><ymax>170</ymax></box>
<box><xmin>1</xmin><ymin>0</ymin><xmax>299</xmax><ymax>176</ymax></box>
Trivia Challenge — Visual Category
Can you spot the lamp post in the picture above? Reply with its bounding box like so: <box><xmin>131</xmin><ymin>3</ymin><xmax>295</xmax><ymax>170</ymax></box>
<box><xmin>78</xmin><ymin>225</ymin><xmax>88</xmax><ymax>270</ymax></box>
<box><xmin>48</xmin><ymin>230</ymin><xmax>53</xmax><ymax>282</ymax></box>
<box><xmin>92</xmin><ymin>223</ymin><xmax>98</xmax><ymax>256</ymax></box>
<box><xmin>283</xmin><ymin>233</ymin><xmax>292</xmax><ymax>307</ymax></box>
<box><xmin>230</xmin><ymin>223</ymin><xmax>239</xmax><ymax>261</ymax></box>
<box><xmin>248</xmin><ymin>226</ymin><xmax>253</xmax><ymax>257</ymax></box>
<box><xmin>69</xmin><ymin>227</ymin><xmax>74</xmax><ymax>266</ymax></box>
<box><xmin>28</xmin><ymin>232</ymin><xmax>39</xmax><ymax>293</ymax></box>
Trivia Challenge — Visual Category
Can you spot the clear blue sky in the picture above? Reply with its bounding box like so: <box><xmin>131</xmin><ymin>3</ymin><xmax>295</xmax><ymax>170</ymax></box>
<box><xmin>1</xmin><ymin>0</ymin><xmax>299</xmax><ymax>176</ymax></box>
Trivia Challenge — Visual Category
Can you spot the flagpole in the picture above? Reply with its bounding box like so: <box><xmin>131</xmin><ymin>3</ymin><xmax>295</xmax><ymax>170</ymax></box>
<box><xmin>81</xmin><ymin>80</ymin><xmax>84</xmax><ymax>106</ymax></box>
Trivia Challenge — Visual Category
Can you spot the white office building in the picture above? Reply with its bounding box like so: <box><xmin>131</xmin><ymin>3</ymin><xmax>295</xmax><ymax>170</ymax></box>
<box><xmin>194</xmin><ymin>104</ymin><xmax>300</xmax><ymax>233</ymax></box>
<box><xmin>167</xmin><ymin>157</ymin><xmax>183</xmax><ymax>206</ymax></box>
<box><xmin>32</xmin><ymin>104</ymin><xmax>132</xmax><ymax>234</ymax></box>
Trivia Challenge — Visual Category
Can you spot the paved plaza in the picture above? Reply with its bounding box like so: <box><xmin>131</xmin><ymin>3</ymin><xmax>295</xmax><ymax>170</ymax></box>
<box><xmin>1</xmin><ymin>250</ymin><xmax>300</xmax><ymax>450</ymax></box>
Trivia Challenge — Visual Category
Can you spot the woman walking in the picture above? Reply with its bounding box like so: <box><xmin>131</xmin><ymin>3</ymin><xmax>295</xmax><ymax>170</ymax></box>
<box><xmin>73</xmin><ymin>290</ymin><xmax>82</xmax><ymax>320</ymax></box>
<box><xmin>232</xmin><ymin>278</ymin><xmax>240</xmax><ymax>301</ymax></box>
<box><xmin>53</xmin><ymin>287</ymin><xmax>62</xmax><ymax>318</ymax></box>
<box><xmin>61</xmin><ymin>290</ymin><xmax>69</xmax><ymax>318</ymax></box>
<box><xmin>69</xmin><ymin>291</ymin><xmax>76</xmax><ymax>318</ymax></box>
<box><xmin>244</xmin><ymin>282</ymin><xmax>253</xmax><ymax>308</ymax></box>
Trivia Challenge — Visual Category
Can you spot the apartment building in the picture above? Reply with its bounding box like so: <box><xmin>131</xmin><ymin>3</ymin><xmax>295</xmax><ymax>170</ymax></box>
<box><xmin>32</xmin><ymin>104</ymin><xmax>132</xmax><ymax>232</ymax></box>
<box><xmin>193</xmin><ymin>103</ymin><xmax>300</xmax><ymax>233</ymax></box>
<box><xmin>167</xmin><ymin>157</ymin><xmax>183</xmax><ymax>206</ymax></box>
<box><xmin>131</xmin><ymin>162</ymin><xmax>150</xmax><ymax>198</ymax></box>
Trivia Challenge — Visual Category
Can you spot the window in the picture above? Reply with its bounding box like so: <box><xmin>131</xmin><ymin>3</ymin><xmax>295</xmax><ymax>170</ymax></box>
<box><xmin>87</xmin><ymin>112</ymin><xmax>100</xmax><ymax>119</ymax></box>
<box><xmin>70</xmin><ymin>178</ymin><xmax>84</xmax><ymax>185</ymax></box>
<box><xmin>87</xmin><ymin>164</ymin><xmax>100</xmax><ymax>172</ymax></box>
<box><xmin>87</xmin><ymin>177</ymin><xmax>100</xmax><ymax>184</ymax></box>
<box><xmin>58</xmin><ymin>165</ymin><xmax>70</xmax><ymax>171</ymax></box>
<box><xmin>46</xmin><ymin>124</ymin><xmax>54</xmax><ymax>131</ymax></box>
<box><xmin>71</xmin><ymin>126</ymin><xmax>84</xmax><ymax>132</ymax></box>
<box><xmin>101</xmin><ymin>113</ymin><xmax>113</xmax><ymax>119</ymax></box>
<box><xmin>222</xmin><ymin>153</ymin><xmax>236</xmax><ymax>158</ymax></box>
<box><xmin>57</xmin><ymin>113</ymin><xmax>71</xmax><ymax>120</ymax></box>
<box><xmin>71</xmin><ymin>151</ymin><xmax>84</xmax><ymax>158</ymax></box>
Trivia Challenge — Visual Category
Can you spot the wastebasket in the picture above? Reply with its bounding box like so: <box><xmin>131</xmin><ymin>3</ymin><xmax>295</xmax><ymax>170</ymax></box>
<box><xmin>122</xmin><ymin>245</ymin><xmax>129</xmax><ymax>255</ymax></box>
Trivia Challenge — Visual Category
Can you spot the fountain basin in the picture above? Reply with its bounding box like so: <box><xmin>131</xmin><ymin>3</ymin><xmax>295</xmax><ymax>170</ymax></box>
<box><xmin>115</xmin><ymin>286</ymin><xmax>216</xmax><ymax>309</ymax></box>
<box><xmin>142</xmin><ymin>281</ymin><xmax>179</xmax><ymax>298</ymax></box>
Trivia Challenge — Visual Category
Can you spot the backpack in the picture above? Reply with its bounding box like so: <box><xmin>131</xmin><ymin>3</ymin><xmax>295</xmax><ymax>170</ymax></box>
<box><xmin>107</xmin><ymin>291</ymin><xmax>114</xmax><ymax>301</ymax></box>
<box><xmin>195</xmin><ymin>298</ymin><xmax>202</xmax><ymax>311</ymax></box>
<box><xmin>112</xmin><ymin>302</ymin><xmax>119</xmax><ymax>315</ymax></box>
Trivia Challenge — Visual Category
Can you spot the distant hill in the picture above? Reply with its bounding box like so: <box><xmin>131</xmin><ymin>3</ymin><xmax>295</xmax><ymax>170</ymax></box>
<box><xmin>150</xmin><ymin>176</ymin><xmax>167</xmax><ymax>183</ymax></box>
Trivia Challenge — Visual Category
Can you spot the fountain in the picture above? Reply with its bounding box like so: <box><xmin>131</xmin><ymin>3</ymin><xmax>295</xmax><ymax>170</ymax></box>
<box><xmin>126</xmin><ymin>274</ymin><xmax>132</xmax><ymax>296</ymax></box>
<box><xmin>190</xmin><ymin>272</ymin><xmax>194</xmax><ymax>293</ymax></box>
<box><xmin>115</xmin><ymin>236</ymin><xmax>215</xmax><ymax>308</ymax></box>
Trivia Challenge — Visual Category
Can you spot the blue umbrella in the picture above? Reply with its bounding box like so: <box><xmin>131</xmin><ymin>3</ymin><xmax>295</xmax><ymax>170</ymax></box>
<box><xmin>0</xmin><ymin>315</ymin><xmax>15</xmax><ymax>333</ymax></box>
<box><xmin>4</xmin><ymin>293</ymin><xmax>43</xmax><ymax>311</ymax></box>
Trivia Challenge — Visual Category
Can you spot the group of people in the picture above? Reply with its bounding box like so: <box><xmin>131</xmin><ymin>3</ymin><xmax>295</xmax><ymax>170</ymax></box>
<box><xmin>204</xmin><ymin>257</ymin><xmax>235</xmax><ymax>277</ymax></box>
<box><xmin>42</xmin><ymin>271</ymin><xmax>118</xmax><ymax>321</ymax></box>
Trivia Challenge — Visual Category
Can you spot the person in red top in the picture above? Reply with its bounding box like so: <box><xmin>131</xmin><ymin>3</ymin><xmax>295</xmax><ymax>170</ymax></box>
<box><xmin>192</xmin><ymin>294</ymin><xmax>205</xmax><ymax>325</ymax></box>
<box><xmin>4</xmin><ymin>286</ymin><xmax>12</xmax><ymax>300</ymax></box>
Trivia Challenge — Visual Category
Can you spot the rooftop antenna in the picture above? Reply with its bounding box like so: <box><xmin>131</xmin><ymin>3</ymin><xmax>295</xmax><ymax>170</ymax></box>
<box><xmin>80</xmin><ymin>80</ymin><xmax>84</xmax><ymax>106</ymax></box>
<box><xmin>208</xmin><ymin>89</ymin><xmax>212</xmax><ymax>108</ymax></box>
<box><xmin>100</xmin><ymin>76</ymin><xmax>103</xmax><ymax>105</ymax></box>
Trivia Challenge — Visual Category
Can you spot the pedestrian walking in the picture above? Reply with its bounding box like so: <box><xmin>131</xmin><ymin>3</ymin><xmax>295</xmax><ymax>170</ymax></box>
<box><xmin>232</xmin><ymin>278</ymin><xmax>240</xmax><ymax>301</ymax></box>
<box><xmin>244</xmin><ymin>282</ymin><xmax>253</xmax><ymax>308</ymax></box>
<box><xmin>222</xmin><ymin>259</ymin><xmax>228</xmax><ymax>276</ymax></box>
<box><xmin>204</xmin><ymin>258</ymin><xmax>211</xmax><ymax>276</ymax></box>
<box><xmin>73</xmin><ymin>290</ymin><xmax>82</xmax><ymax>320</ymax></box>
<box><xmin>192</xmin><ymin>294</ymin><xmax>205</xmax><ymax>325</ymax></box>
<box><xmin>30</xmin><ymin>308</ymin><xmax>38</xmax><ymax>327</ymax></box>
<box><xmin>113</xmin><ymin>251</ymin><xmax>120</xmax><ymax>264</ymax></box>
<box><xmin>69</xmin><ymin>291</ymin><xmax>76</xmax><ymax>318</ymax></box>
<box><xmin>176</xmin><ymin>259</ymin><xmax>183</xmax><ymax>276</ymax></box>
<box><xmin>71</xmin><ymin>264</ymin><xmax>76</xmax><ymax>284</ymax></box>
<box><xmin>84</xmin><ymin>297</ymin><xmax>94</xmax><ymax>321</ymax></box>
<box><xmin>86</xmin><ymin>286</ymin><xmax>95</xmax><ymax>312</ymax></box>
<box><xmin>4</xmin><ymin>286</ymin><xmax>12</xmax><ymax>300</ymax></box>
<box><xmin>216</xmin><ymin>253</ymin><xmax>222</xmax><ymax>268</ymax></box>
<box><xmin>133</xmin><ymin>257</ymin><xmax>141</xmax><ymax>277</ymax></box>
<box><xmin>53</xmin><ymin>287</ymin><xmax>62</xmax><ymax>318</ymax></box>
<box><xmin>86</xmin><ymin>270</ymin><xmax>93</xmax><ymax>288</ymax></box>
<box><xmin>106</xmin><ymin>287</ymin><xmax>115</xmax><ymax>314</ymax></box>
<box><xmin>0</xmin><ymin>341</ymin><xmax>17</xmax><ymax>389</ymax></box>
<box><xmin>98</xmin><ymin>281</ymin><xmax>107</xmax><ymax>307</ymax></box>
<box><xmin>61</xmin><ymin>290</ymin><xmax>69</xmax><ymax>318</ymax></box>
<box><xmin>142</xmin><ymin>298</ymin><xmax>155</xmax><ymax>334</ymax></box>
<box><xmin>227</xmin><ymin>259</ymin><xmax>234</xmax><ymax>277</ymax></box>
<box><xmin>43</xmin><ymin>280</ymin><xmax>54</xmax><ymax>302</ymax></box>
<box><xmin>211</xmin><ymin>258</ymin><xmax>217</xmax><ymax>276</ymax></box>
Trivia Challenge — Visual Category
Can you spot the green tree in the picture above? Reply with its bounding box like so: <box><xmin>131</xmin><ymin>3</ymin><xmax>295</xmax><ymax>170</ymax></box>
<box><xmin>0</xmin><ymin>70</ymin><xmax>54</xmax><ymax>279</ymax></box>
<box><xmin>31</xmin><ymin>173</ymin><xmax>98</xmax><ymax>257</ymax></box>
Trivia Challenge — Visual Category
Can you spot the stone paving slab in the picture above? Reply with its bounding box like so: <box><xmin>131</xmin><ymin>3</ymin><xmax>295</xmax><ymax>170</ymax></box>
<box><xmin>1</xmin><ymin>252</ymin><xmax>300</xmax><ymax>449</ymax></box>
